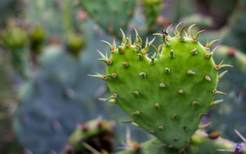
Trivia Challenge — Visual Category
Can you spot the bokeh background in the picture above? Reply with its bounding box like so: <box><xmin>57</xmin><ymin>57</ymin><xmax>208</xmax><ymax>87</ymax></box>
<box><xmin>0</xmin><ymin>0</ymin><xmax>246</xmax><ymax>153</ymax></box>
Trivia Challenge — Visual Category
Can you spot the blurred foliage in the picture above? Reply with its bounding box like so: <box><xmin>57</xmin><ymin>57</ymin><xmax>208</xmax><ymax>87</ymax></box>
<box><xmin>194</xmin><ymin>0</ymin><xmax>239</xmax><ymax>29</ymax></box>
<box><xmin>0</xmin><ymin>0</ymin><xmax>22</xmax><ymax>26</ymax></box>
<box><xmin>0</xmin><ymin>49</ymin><xmax>23</xmax><ymax>154</ymax></box>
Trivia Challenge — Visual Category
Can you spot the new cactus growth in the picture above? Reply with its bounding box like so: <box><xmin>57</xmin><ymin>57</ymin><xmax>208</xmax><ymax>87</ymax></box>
<box><xmin>1</xmin><ymin>24</ymin><xmax>28</xmax><ymax>77</ymax></box>
<box><xmin>93</xmin><ymin>24</ymin><xmax>231</xmax><ymax>150</ymax></box>
<box><xmin>66</xmin><ymin>33</ymin><xmax>85</xmax><ymax>58</ymax></box>
<box><xmin>29</xmin><ymin>25</ymin><xmax>45</xmax><ymax>54</ymax></box>
<box><xmin>1</xmin><ymin>25</ymin><xmax>28</xmax><ymax>50</ymax></box>
<box><xmin>64</xmin><ymin>119</ymin><xmax>115</xmax><ymax>154</ymax></box>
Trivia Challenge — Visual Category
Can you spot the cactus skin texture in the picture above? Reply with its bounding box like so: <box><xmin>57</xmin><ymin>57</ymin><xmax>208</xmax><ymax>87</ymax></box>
<box><xmin>80</xmin><ymin>0</ymin><xmax>136</xmax><ymax>37</ymax></box>
<box><xmin>142</xmin><ymin>0</ymin><xmax>164</xmax><ymax>31</ymax></box>
<box><xmin>117</xmin><ymin>130</ymin><xmax>246</xmax><ymax>154</ymax></box>
<box><xmin>63</xmin><ymin>119</ymin><xmax>115</xmax><ymax>154</ymax></box>
<box><xmin>94</xmin><ymin>24</ymin><xmax>224</xmax><ymax>149</ymax></box>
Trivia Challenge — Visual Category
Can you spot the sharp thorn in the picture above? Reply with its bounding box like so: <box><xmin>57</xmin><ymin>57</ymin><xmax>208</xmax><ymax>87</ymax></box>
<box><xmin>219</xmin><ymin>70</ymin><xmax>228</xmax><ymax>79</ymax></box>
<box><xmin>234</xmin><ymin>129</ymin><xmax>246</xmax><ymax>143</ymax></box>
<box><xmin>213</xmin><ymin>89</ymin><xmax>226</xmax><ymax>95</ymax></box>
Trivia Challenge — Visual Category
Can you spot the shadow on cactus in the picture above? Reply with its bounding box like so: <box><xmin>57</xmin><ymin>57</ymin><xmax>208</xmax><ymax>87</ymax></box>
<box><xmin>63</xmin><ymin>119</ymin><xmax>115</xmax><ymax>154</ymax></box>
<box><xmin>91</xmin><ymin>23</ymin><xmax>234</xmax><ymax>152</ymax></box>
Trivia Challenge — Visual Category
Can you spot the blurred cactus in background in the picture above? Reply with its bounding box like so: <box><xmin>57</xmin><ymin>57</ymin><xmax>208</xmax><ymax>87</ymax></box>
<box><xmin>194</xmin><ymin>0</ymin><xmax>239</xmax><ymax>29</ymax></box>
<box><xmin>0</xmin><ymin>0</ymin><xmax>246</xmax><ymax>153</ymax></box>
<box><xmin>223</xmin><ymin>0</ymin><xmax>246</xmax><ymax>52</ymax></box>
<box><xmin>0</xmin><ymin>0</ymin><xmax>23</xmax><ymax>26</ymax></box>
<box><xmin>1</xmin><ymin>23</ymin><xmax>29</xmax><ymax>78</ymax></box>
<box><xmin>80</xmin><ymin>0</ymin><xmax>136</xmax><ymax>37</ymax></box>
<box><xmin>211</xmin><ymin>46</ymin><xmax>246</xmax><ymax>141</ymax></box>
<box><xmin>142</xmin><ymin>0</ymin><xmax>164</xmax><ymax>32</ymax></box>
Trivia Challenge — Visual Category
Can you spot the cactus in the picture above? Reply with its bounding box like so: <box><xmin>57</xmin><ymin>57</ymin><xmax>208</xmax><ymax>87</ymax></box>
<box><xmin>91</xmin><ymin>24</ymin><xmax>231</xmax><ymax>150</ymax></box>
<box><xmin>142</xmin><ymin>0</ymin><xmax>164</xmax><ymax>32</ymax></box>
<box><xmin>117</xmin><ymin>130</ymin><xmax>246</xmax><ymax>154</ymax></box>
<box><xmin>13</xmin><ymin>19</ymin><xmax>151</xmax><ymax>153</ymax></box>
<box><xmin>80</xmin><ymin>0</ymin><xmax>136</xmax><ymax>37</ymax></box>
<box><xmin>63</xmin><ymin>119</ymin><xmax>115</xmax><ymax>154</ymax></box>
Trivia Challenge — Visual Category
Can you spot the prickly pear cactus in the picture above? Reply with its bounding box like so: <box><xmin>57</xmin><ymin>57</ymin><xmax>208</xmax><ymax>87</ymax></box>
<box><xmin>80</xmin><ymin>0</ymin><xmax>136</xmax><ymax>37</ymax></box>
<box><xmin>93</xmin><ymin>24</ymin><xmax>227</xmax><ymax>149</ymax></box>
<box><xmin>64</xmin><ymin>119</ymin><xmax>114</xmax><ymax>154</ymax></box>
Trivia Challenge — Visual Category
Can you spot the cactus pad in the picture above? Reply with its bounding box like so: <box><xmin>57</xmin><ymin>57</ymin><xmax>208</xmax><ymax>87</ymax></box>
<box><xmin>95</xmin><ymin>25</ymin><xmax>223</xmax><ymax>149</ymax></box>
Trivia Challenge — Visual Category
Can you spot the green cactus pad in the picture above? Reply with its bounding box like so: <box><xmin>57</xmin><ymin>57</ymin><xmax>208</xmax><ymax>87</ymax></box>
<box><xmin>97</xmin><ymin>25</ymin><xmax>222</xmax><ymax>149</ymax></box>
<box><xmin>80</xmin><ymin>0</ymin><xmax>136</xmax><ymax>36</ymax></box>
